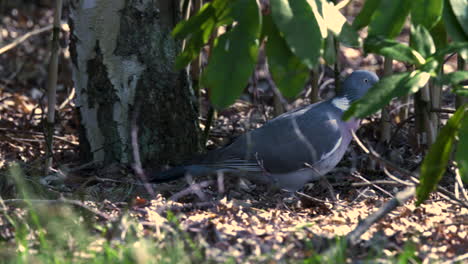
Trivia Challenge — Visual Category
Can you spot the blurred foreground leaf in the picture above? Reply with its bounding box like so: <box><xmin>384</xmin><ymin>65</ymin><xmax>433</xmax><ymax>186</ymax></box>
<box><xmin>411</xmin><ymin>0</ymin><xmax>443</xmax><ymax>30</ymax></box>
<box><xmin>368</xmin><ymin>0</ymin><xmax>411</xmax><ymax>38</ymax></box>
<box><xmin>456</xmin><ymin>115</ymin><xmax>468</xmax><ymax>182</ymax></box>
<box><xmin>263</xmin><ymin>15</ymin><xmax>309</xmax><ymax>98</ymax></box>
<box><xmin>343</xmin><ymin>71</ymin><xmax>431</xmax><ymax>119</ymax></box>
<box><xmin>352</xmin><ymin>0</ymin><xmax>381</xmax><ymax>30</ymax></box>
<box><xmin>201</xmin><ymin>0</ymin><xmax>261</xmax><ymax>109</ymax></box>
<box><xmin>364</xmin><ymin>36</ymin><xmax>426</xmax><ymax>65</ymax></box>
<box><xmin>417</xmin><ymin>104</ymin><xmax>468</xmax><ymax>204</ymax></box>
<box><xmin>410</xmin><ymin>24</ymin><xmax>436</xmax><ymax>58</ymax></box>
<box><xmin>270</xmin><ymin>0</ymin><xmax>322</xmax><ymax>68</ymax></box>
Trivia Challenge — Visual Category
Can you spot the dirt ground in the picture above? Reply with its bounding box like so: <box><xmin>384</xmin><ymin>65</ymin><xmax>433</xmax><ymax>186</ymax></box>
<box><xmin>0</xmin><ymin>2</ymin><xmax>466</xmax><ymax>263</ymax></box>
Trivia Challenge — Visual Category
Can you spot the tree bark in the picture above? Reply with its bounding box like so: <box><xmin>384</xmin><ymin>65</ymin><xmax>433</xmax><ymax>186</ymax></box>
<box><xmin>69</xmin><ymin>0</ymin><xmax>201</xmax><ymax>167</ymax></box>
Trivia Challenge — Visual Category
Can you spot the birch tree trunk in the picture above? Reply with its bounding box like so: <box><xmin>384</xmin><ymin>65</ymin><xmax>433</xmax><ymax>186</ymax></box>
<box><xmin>69</xmin><ymin>0</ymin><xmax>200</xmax><ymax>167</ymax></box>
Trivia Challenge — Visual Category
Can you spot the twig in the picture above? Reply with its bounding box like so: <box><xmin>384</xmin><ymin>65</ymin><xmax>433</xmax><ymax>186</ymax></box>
<box><xmin>296</xmin><ymin>191</ymin><xmax>336</xmax><ymax>205</ymax></box>
<box><xmin>346</xmin><ymin>187</ymin><xmax>415</xmax><ymax>246</ymax></box>
<box><xmin>2</xmin><ymin>198</ymin><xmax>112</xmax><ymax>221</ymax></box>
<box><xmin>45</xmin><ymin>0</ymin><xmax>63</xmax><ymax>175</ymax></box>
<box><xmin>454</xmin><ymin>165</ymin><xmax>468</xmax><ymax>201</ymax></box>
<box><xmin>352</xmin><ymin>172</ymin><xmax>394</xmax><ymax>197</ymax></box>
<box><xmin>430</xmin><ymin>108</ymin><xmax>456</xmax><ymax>114</ymax></box>
<box><xmin>130</xmin><ymin>101</ymin><xmax>155</xmax><ymax>198</ymax></box>
<box><xmin>388</xmin><ymin>114</ymin><xmax>415</xmax><ymax>145</ymax></box>
<box><xmin>345</xmin><ymin>180</ymin><xmax>408</xmax><ymax>187</ymax></box>
<box><xmin>0</xmin><ymin>25</ymin><xmax>53</xmax><ymax>54</ymax></box>
<box><xmin>169</xmin><ymin>180</ymin><xmax>215</xmax><ymax>202</ymax></box>
<box><xmin>351</xmin><ymin>131</ymin><xmax>468</xmax><ymax>209</ymax></box>
<box><xmin>441</xmin><ymin>252</ymin><xmax>468</xmax><ymax>264</ymax></box>
<box><xmin>59</xmin><ymin>87</ymin><xmax>76</xmax><ymax>110</ymax></box>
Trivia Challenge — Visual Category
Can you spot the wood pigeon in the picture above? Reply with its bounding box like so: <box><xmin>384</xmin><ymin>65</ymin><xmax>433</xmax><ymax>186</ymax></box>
<box><xmin>150</xmin><ymin>70</ymin><xmax>379</xmax><ymax>191</ymax></box>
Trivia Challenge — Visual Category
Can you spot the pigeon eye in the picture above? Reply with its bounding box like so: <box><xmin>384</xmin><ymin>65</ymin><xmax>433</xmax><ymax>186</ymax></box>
<box><xmin>364</xmin><ymin>79</ymin><xmax>369</xmax><ymax>83</ymax></box>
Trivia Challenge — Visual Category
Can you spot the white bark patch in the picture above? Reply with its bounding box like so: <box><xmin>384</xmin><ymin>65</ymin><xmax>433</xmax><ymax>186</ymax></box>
<box><xmin>71</xmin><ymin>0</ymin><xmax>146</xmax><ymax>163</ymax></box>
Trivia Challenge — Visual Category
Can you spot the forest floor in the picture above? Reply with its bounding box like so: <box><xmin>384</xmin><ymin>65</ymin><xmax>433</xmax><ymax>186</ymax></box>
<box><xmin>0</xmin><ymin>2</ymin><xmax>467</xmax><ymax>263</ymax></box>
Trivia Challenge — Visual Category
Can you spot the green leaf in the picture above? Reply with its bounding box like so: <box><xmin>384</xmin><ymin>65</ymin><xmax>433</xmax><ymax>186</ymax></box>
<box><xmin>437</xmin><ymin>71</ymin><xmax>468</xmax><ymax>85</ymax></box>
<box><xmin>343</xmin><ymin>71</ymin><xmax>431</xmax><ymax>119</ymax></box>
<box><xmin>264</xmin><ymin>15</ymin><xmax>309</xmax><ymax>98</ymax></box>
<box><xmin>430</xmin><ymin>19</ymin><xmax>448</xmax><ymax>50</ymax></box>
<box><xmin>443</xmin><ymin>0</ymin><xmax>468</xmax><ymax>42</ymax></box>
<box><xmin>352</xmin><ymin>0</ymin><xmax>382</xmax><ymax>30</ymax></box>
<box><xmin>338</xmin><ymin>23</ymin><xmax>361</xmax><ymax>48</ymax></box>
<box><xmin>411</xmin><ymin>0</ymin><xmax>443</xmax><ymax>30</ymax></box>
<box><xmin>417</xmin><ymin>104</ymin><xmax>468</xmax><ymax>204</ymax></box>
<box><xmin>432</xmin><ymin>41</ymin><xmax>468</xmax><ymax>61</ymax></box>
<box><xmin>456</xmin><ymin>114</ymin><xmax>468</xmax><ymax>182</ymax></box>
<box><xmin>175</xmin><ymin>32</ymin><xmax>209</xmax><ymax>69</ymax></box>
<box><xmin>410</xmin><ymin>24</ymin><xmax>436</xmax><ymax>58</ymax></box>
<box><xmin>449</xmin><ymin>0</ymin><xmax>468</xmax><ymax>36</ymax></box>
<box><xmin>201</xmin><ymin>0</ymin><xmax>261</xmax><ymax>109</ymax></box>
<box><xmin>270</xmin><ymin>0</ymin><xmax>322</xmax><ymax>68</ymax></box>
<box><xmin>172</xmin><ymin>3</ymin><xmax>215</xmax><ymax>39</ymax></box>
<box><xmin>173</xmin><ymin>0</ymin><xmax>234</xmax><ymax>69</ymax></box>
<box><xmin>454</xmin><ymin>85</ymin><xmax>468</xmax><ymax>96</ymax></box>
<box><xmin>368</xmin><ymin>0</ymin><xmax>412</xmax><ymax>38</ymax></box>
<box><xmin>364</xmin><ymin>36</ymin><xmax>426</xmax><ymax>65</ymax></box>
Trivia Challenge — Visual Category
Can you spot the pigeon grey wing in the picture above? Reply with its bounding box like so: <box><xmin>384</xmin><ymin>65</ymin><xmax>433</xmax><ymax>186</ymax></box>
<box><xmin>205</xmin><ymin>101</ymin><xmax>345</xmax><ymax>173</ymax></box>
<box><xmin>248</xmin><ymin>113</ymin><xmax>344</xmax><ymax>173</ymax></box>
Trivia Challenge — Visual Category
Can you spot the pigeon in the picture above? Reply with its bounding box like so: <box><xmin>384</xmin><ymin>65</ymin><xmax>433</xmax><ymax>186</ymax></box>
<box><xmin>150</xmin><ymin>70</ymin><xmax>379</xmax><ymax>191</ymax></box>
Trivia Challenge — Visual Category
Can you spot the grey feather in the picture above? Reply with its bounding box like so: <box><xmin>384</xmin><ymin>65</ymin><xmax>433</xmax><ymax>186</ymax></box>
<box><xmin>150</xmin><ymin>70</ymin><xmax>379</xmax><ymax>191</ymax></box>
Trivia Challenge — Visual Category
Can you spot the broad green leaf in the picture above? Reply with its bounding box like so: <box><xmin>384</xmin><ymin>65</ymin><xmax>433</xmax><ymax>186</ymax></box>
<box><xmin>410</xmin><ymin>24</ymin><xmax>436</xmax><ymax>58</ymax></box>
<box><xmin>411</xmin><ymin>0</ymin><xmax>443</xmax><ymax>30</ymax></box>
<box><xmin>264</xmin><ymin>15</ymin><xmax>309</xmax><ymax>98</ymax></box>
<box><xmin>172</xmin><ymin>3</ymin><xmax>215</xmax><ymax>39</ymax></box>
<box><xmin>173</xmin><ymin>0</ymin><xmax>233</xmax><ymax>69</ymax></box>
<box><xmin>338</xmin><ymin>23</ymin><xmax>360</xmax><ymax>48</ymax></box>
<box><xmin>443</xmin><ymin>0</ymin><xmax>468</xmax><ymax>42</ymax></box>
<box><xmin>449</xmin><ymin>0</ymin><xmax>468</xmax><ymax>36</ymax></box>
<box><xmin>420</xmin><ymin>58</ymin><xmax>440</xmax><ymax>73</ymax></box>
<box><xmin>201</xmin><ymin>0</ymin><xmax>261</xmax><ymax>109</ymax></box>
<box><xmin>343</xmin><ymin>71</ymin><xmax>431</xmax><ymax>119</ymax></box>
<box><xmin>176</xmin><ymin>29</ymin><xmax>216</xmax><ymax>69</ymax></box>
<box><xmin>456</xmin><ymin>115</ymin><xmax>468</xmax><ymax>182</ymax></box>
<box><xmin>364</xmin><ymin>36</ymin><xmax>426</xmax><ymax>65</ymax></box>
<box><xmin>417</xmin><ymin>104</ymin><xmax>468</xmax><ymax>204</ymax></box>
<box><xmin>432</xmin><ymin>41</ymin><xmax>468</xmax><ymax>61</ymax></box>
<box><xmin>307</xmin><ymin>0</ymin><xmax>328</xmax><ymax>38</ymax></box>
<box><xmin>271</xmin><ymin>0</ymin><xmax>322</xmax><ymax>68</ymax></box>
<box><xmin>368</xmin><ymin>0</ymin><xmax>412</xmax><ymax>38</ymax></box>
<box><xmin>454</xmin><ymin>85</ymin><xmax>468</xmax><ymax>96</ymax></box>
<box><xmin>437</xmin><ymin>71</ymin><xmax>468</xmax><ymax>85</ymax></box>
<box><xmin>430</xmin><ymin>19</ymin><xmax>448</xmax><ymax>50</ymax></box>
<box><xmin>352</xmin><ymin>0</ymin><xmax>382</xmax><ymax>30</ymax></box>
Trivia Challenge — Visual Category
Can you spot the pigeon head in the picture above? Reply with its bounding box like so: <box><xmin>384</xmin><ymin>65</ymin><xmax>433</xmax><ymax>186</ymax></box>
<box><xmin>340</xmin><ymin>70</ymin><xmax>379</xmax><ymax>102</ymax></box>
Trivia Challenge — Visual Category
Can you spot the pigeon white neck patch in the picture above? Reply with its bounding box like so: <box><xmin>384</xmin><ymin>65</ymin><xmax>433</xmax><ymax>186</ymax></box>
<box><xmin>331</xmin><ymin>97</ymin><xmax>350</xmax><ymax>111</ymax></box>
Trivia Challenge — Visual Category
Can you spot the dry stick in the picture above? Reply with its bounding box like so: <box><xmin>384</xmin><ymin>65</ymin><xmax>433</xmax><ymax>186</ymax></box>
<box><xmin>0</xmin><ymin>25</ymin><xmax>53</xmax><ymax>54</ymax></box>
<box><xmin>44</xmin><ymin>0</ymin><xmax>63</xmax><ymax>175</ymax></box>
<box><xmin>352</xmin><ymin>131</ymin><xmax>468</xmax><ymax>208</ymax></box>
<box><xmin>169</xmin><ymin>180</ymin><xmax>215</xmax><ymax>202</ymax></box>
<box><xmin>352</xmin><ymin>172</ymin><xmax>394</xmax><ymax>197</ymax></box>
<box><xmin>130</xmin><ymin>102</ymin><xmax>156</xmax><ymax>198</ymax></box>
<box><xmin>454</xmin><ymin>164</ymin><xmax>468</xmax><ymax>201</ymax></box>
<box><xmin>346</xmin><ymin>186</ymin><xmax>415</xmax><ymax>246</ymax></box>
<box><xmin>380</xmin><ymin>57</ymin><xmax>393</xmax><ymax>143</ymax></box>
